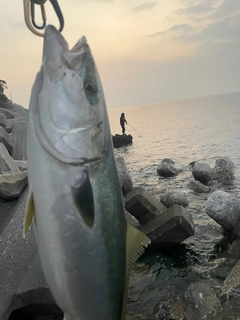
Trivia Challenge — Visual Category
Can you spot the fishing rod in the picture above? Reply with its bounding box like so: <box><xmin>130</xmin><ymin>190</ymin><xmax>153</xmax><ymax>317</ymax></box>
<box><xmin>127</xmin><ymin>122</ymin><xmax>147</xmax><ymax>139</ymax></box>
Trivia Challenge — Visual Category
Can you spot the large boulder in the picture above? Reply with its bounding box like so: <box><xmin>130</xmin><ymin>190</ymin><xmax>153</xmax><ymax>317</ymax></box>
<box><xmin>0</xmin><ymin>171</ymin><xmax>28</xmax><ymax>200</ymax></box>
<box><xmin>112</xmin><ymin>134</ymin><xmax>132</xmax><ymax>148</ymax></box>
<box><xmin>141</xmin><ymin>205</ymin><xmax>195</xmax><ymax>247</ymax></box>
<box><xmin>115</xmin><ymin>155</ymin><xmax>133</xmax><ymax>194</ymax></box>
<box><xmin>157</xmin><ymin>163</ymin><xmax>178</xmax><ymax>178</ymax></box>
<box><xmin>125</xmin><ymin>187</ymin><xmax>167</xmax><ymax>225</ymax></box>
<box><xmin>192</xmin><ymin>161</ymin><xmax>212</xmax><ymax>183</ymax></box>
<box><xmin>206</xmin><ymin>190</ymin><xmax>240</xmax><ymax>238</ymax></box>
<box><xmin>213</xmin><ymin>158</ymin><xmax>235</xmax><ymax>182</ymax></box>
<box><xmin>188</xmin><ymin>180</ymin><xmax>210</xmax><ymax>193</ymax></box>
<box><xmin>160</xmin><ymin>191</ymin><xmax>189</xmax><ymax>208</ymax></box>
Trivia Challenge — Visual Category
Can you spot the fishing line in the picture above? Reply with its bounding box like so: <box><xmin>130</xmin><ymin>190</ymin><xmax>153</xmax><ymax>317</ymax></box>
<box><xmin>127</xmin><ymin>122</ymin><xmax>147</xmax><ymax>140</ymax></box>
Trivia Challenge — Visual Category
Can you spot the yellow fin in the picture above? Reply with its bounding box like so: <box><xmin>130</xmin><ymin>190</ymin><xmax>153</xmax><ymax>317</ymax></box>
<box><xmin>121</xmin><ymin>223</ymin><xmax>151</xmax><ymax>320</ymax></box>
<box><xmin>23</xmin><ymin>190</ymin><xmax>35</xmax><ymax>238</ymax></box>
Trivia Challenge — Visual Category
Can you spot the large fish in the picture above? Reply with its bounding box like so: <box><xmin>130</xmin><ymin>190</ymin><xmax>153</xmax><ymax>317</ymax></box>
<box><xmin>24</xmin><ymin>25</ymin><xmax>150</xmax><ymax>320</ymax></box>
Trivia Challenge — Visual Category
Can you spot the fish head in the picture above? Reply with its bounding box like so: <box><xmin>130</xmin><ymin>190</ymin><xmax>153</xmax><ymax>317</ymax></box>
<box><xmin>33</xmin><ymin>25</ymin><xmax>110</xmax><ymax>164</ymax></box>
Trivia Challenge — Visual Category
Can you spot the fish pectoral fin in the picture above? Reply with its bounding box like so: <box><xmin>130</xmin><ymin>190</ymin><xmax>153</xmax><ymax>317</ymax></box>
<box><xmin>23</xmin><ymin>189</ymin><xmax>35</xmax><ymax>238</ymax></box>
<box><xmin>121</xmin><ymin>223</ymin><xmax>151</xmax><ymax>320</ymax></box>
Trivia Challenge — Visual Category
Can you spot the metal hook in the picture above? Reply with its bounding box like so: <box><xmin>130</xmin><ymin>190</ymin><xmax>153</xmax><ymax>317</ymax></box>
<box><xmin>31</xmin><ymin>0</ymin><xmax>46</xmax><ymax>30</ymax></box>
<box><xmin>23</xmin><ymin>0</ymin><xmax>44</xmax><ymax>36</ymax></box>
<box><xmin>23</xmin><ymin>0</ymin><xmax>64</xmax><ymax>37</ymax></box>
<box><xmin>49</xmin><ymin>0</ymin><xmax>64</xmax><ymax>33</ymax></box>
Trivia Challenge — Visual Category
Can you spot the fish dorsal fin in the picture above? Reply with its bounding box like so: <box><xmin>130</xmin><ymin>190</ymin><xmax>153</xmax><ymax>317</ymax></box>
<box><xmin>23</xmin><ymin>190</ymin><xmax>35</xmax><ymax>238</ymax></box>
<box><xmin>121</xmin><ymin>223</ymin><xmax>151</xmax><ymax>320</ymax></box>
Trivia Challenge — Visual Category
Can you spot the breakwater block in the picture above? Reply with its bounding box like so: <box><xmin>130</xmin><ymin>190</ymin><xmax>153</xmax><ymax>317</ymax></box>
<box><xmin>125</xmin><ymin>187</ymin><xmax>167</xmax><ymax>225</ymax></box>
<box><xmin>112</xmin><ymin>134</ymin><xmax>132</xmax><ymax>148</ymax></box>
<box><xmin>142</xmin><ymin>205</ymin><xmax>195</xmax><ymax>247</ymax></box>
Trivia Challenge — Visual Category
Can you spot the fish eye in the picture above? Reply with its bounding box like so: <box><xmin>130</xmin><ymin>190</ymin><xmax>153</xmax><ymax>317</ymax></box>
<box><xmin>84</xmin><ymin>80</ymin><xmax>98</xmax><ymax>94</ymax></box>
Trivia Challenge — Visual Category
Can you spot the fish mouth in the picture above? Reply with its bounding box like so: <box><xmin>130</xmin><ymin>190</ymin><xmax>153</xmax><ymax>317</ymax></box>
<box><xmin>33</xmin><ymin>26</ymin><xmax>103</xmax><ymax>165</ymax></box>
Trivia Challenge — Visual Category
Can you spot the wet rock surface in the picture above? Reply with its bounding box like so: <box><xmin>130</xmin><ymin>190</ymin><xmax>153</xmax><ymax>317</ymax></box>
<box><xmin>115</xmin><ymin>155</ymin><xmax>133</xmax><ymax>194</ymax></box>
<box><xmin>112</xmin><ymin>134</ymin><xmax>133</xmax><ymax>148</ymax></box>
<box><xmin>206</xmin><ymin>190</ymin><xmax>240</xmax><ymax>238</ymax></box>
<box><xmin>213</xmin><ymin>158</ymin><xmax>235</xmax><ymax>182</ymax></box>
<box><xmin>157</xmin><ymin>162</ymin><xmax>178</xmax><ymax>177</ymax></box>
<box><xmin>149</xmin><ymin>295</ymin><xmax>189</xmax><ymax>320</ymax></box>
<box><xmin>187</xmin><ymin>180</ymin><xmax>210</xmax><ymax>193</ymax></box>
<box><xmin>185</xmin><ymin>279</ymin><xmax>221</xmax><ymax>318</ymax></box>
<box><xmin>192</xmin><ymin>161</ymin><xmax>212</xmax><ymax>183</ymax></box>
<box><xmin>160</xmin><ymin>190</ymin><xmax>189</xmax><ymax>208</ymax></box>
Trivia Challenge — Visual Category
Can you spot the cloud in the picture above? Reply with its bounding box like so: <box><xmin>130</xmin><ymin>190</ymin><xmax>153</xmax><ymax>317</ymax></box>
<box><xmin>149</xmin><ymin>24</ymin><xmax>194</xmax><ymax>37</ymax></box>
<box><xmin>176</xmin><ymin>2</ymin><xmax>215</xmax><ymax>17</ymax></box>
<box><xmin>175</xmin><ymin>16</ymin><xmax>240</xmax><ymax>43</ymax></box>
<box><xmin>210</xmin><ymin>0</ymin><xmax>240</xmax><ymax>19</ymax></box>
<box><xmin>130</xmin><ymin>2</ymin><xmax>157</xmax><ymax>14</ymax></box>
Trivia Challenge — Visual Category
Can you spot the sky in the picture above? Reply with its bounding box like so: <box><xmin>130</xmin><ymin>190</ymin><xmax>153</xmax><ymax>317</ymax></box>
<box><xmin>0</xmin><ymin>0</ymin><xmax>240</xmax><ymax>109</ymax></box>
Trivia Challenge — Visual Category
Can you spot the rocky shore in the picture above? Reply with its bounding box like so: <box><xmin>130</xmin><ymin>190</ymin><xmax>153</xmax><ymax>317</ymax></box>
<box><xmin>1</xmin><ymin>95</ymin><xmax>240</xmax><ymax>319</ymax></box>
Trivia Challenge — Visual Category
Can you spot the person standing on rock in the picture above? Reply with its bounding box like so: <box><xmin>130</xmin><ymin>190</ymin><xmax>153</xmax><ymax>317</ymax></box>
<box><xmin>120</xmin><ymin>113</ymin><xmax>127</xmax><ymax>135</ymax></box>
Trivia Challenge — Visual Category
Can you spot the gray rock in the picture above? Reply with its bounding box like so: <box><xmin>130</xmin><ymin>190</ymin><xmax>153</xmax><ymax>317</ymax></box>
<box><xmin>126</xmin><ymin>314</ymin><xmax>146</xmax><ymax>320</ymax></box>
<box><xmin>149</xmin><ymin>295</ymin><xmax>189</xmax><ymax>320</ymax></box>
<box><xmin>10</xmin><ymin>121</ymin><xmax>27</xmax><ymax>160</ymax></box>
<box><xmin>227</xmin><ymin>238</ymin><xmax>240</xmax><ymax>256</ymax></box>
<box><xmin>157</xmin><ymin>163</ymin><xmax>178</xmax><ymax>178</ymax></box>
<box><xmin>213</xmin><ymin>158</ymin><xmax>235</xmax><ymax>182</ymax></box>
<box><xmin>185</xmin><ymin>279</ymin><xmax>221</xmax><ymax>318</ymax></box>
<box><xmin>161</xmin><ymin>158</ymin><xmax>175</xmax><ymax>164</ymax></box>
<box><xmin>14</xmin><ymin>160</ymin><xmax>28</xmax><ymax>171</ymax></box>
<box><xmin>0</xmin><ymin>113</ymin><xmax>6</xmax><ymax>128</ymax></box>
<box><xmin>205</xmin><ymin>296</ymin><xmax>240</xmax><ymax>320</ymax></box>
<box><xmin>0</xmin><ymin>171</ymin><xmax>28</xmax><ymax>200</ymax></box>
<box><xmin>160</xmin><ymin>191</ymin><xmax>189</xmax><ymax>208</ymax></box>
<box><xmin>0</xmin><ymin>188</ymin><xmax>58</xmax><ymax>320</ymax></box>
<box><xmin>192</xmin><ymin>161</ymin><xmax>212</xmax><ymax>183</ymax></box>
<box><xmin>115</xmin><ymin>155</ymin><xmax>133</xmax><ymax>194</ymax></box>
<box><xmin>0</xmin><ymin>143</ymin><xmax>21</xmax><ymax>174</ymax></box>
<box><xmin>125</xmin><ymin>187</ymin><xmax>167</xmax><ymax>225</ymax></box>
<box><xmin>0</xmin><ymin>126</ymin><xmax>12</xmax><ymax>154</ymax></box>
<box><xmin>10</xmin><ymin>103</ymin><xmax>28</xmax><ymax>114</ymax></box>
<box><xmin>221</xmin><ymin>260</ymin><xmax>240</xmax><ymax>298</ymax></box>
<box><xmin>188</xmin><ymin>180</ymin><xmax>210</xmax><ymax>193</ymax></box>
<box><xmin>6</xmin><ymin>117</ymin><xmax>27</xmax><ymax>133</ymax></box>
<box><xmin>125</xmin><ymin>209</ymin><xmax>141</xmax><ymax>229</ymax></box>
<box><xmin>142</xmin><ymin>205</ymin><xmax>195</xmax><ymax>246</ymax></box>
<box><xmin>206</xmin><ymin>190</ymin><xmax>240</xmax><ymax>238</ymax></box>
<box><xmin>0</xmin><ymin>108</ymin><xmax>16</xmax><ymax>119</ymax></box>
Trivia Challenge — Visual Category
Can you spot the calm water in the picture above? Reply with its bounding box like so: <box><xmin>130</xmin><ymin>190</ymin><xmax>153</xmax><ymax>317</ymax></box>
<box><xmin>108</xmin><ymin>92</ymin><xmax>240</xmax><ymax>318</ymax></box>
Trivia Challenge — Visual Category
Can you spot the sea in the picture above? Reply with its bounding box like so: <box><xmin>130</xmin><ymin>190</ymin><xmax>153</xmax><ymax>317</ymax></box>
<box><xmin>108</xmin><ymin>91</ymin><xmax>240</xmax><ymax>319</ymax></box>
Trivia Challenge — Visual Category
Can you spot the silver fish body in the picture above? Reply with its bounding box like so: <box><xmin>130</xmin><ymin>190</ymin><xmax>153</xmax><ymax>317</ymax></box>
<box><xmin>26</xmin><ymin>25</ymin><xmax>149</xmax><ymax>320</ymax></box>
<box><xmin>27</xmin><ymin>26</ymin><xmax>126</xmax><ymax>320</ymax></box>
